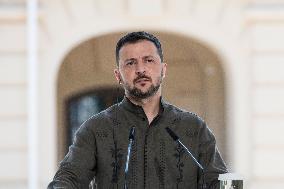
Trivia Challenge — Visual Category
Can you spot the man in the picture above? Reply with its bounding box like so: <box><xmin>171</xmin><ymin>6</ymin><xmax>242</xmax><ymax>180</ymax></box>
<box><xmin>48</xmin><ymin>31</ymin><xmax>227</xmax><ymax>188</ymax></box>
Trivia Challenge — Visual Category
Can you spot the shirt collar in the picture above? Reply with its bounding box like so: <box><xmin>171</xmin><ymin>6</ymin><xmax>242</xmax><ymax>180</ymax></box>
<box><xmin>119</xmin><ymin>96</ymin><xmax>166</xmax><ymax>115</ymax></box>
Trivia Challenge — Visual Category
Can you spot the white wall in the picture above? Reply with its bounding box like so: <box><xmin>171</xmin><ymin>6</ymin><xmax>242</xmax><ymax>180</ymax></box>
<box><xmin>0</xmin><ymin>4</ymin><xmax>28</xmax><ymax>189</ymax></box>
<box><xmin>246</xmin><ymin>6</ymin><xmax>284</xmax><ymax>188</ymax></box>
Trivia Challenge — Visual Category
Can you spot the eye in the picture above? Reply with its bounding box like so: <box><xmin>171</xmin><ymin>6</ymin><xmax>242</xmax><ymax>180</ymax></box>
<box><xmin>146</xmin><ymin>58</ymin><xmax>154</xmax><ymax>63</ymax></box>
<box><xmin>125</xmin><ymin>60</ymin><xmax>134</xmax><ymax>66</ymax></box>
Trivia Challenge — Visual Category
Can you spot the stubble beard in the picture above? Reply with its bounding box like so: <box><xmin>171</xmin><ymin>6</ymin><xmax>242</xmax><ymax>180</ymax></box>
<box><xmin>124</xmin><ymin>71</ymin><xmax>163</xmax><ymax>100</ymax></box>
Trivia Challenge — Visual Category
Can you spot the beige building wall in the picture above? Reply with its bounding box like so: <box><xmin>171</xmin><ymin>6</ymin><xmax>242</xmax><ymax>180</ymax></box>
<box><xmin>0</xmin><ymin>0</ymin><xmax>284</xmax><ymax>188</ymax></box>
<box><xmin>246</xmin><ymin>3</ymin><xmax>284</xmax><ymax>188</ymax></box>
<box><xmin>0</xmin><ymin>1</ymin><xmax>28</xmax><ymax>188</ymax></box>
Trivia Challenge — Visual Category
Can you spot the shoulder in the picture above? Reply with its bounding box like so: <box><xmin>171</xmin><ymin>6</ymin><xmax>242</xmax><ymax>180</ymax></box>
<box><xmin>164</xmin><ymin>102</ymin><xmax>205</xmax><ymax>125</ymax></box>
<box><xmin>164</xmin><ymin>102</ymin><xmax>215</xmax><ymax>140</ymax></box>
<box><xmin>78</xmin><ymin>103</ymin><xmax>119</xmax><ymax>132</ymax></box>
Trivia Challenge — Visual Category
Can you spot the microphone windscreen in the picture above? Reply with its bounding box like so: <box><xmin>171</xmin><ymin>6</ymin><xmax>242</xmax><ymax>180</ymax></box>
<box><xmin>165</xmin><ymin>127</ymin><xmax>179</xmax><ymax>141</ymax></box>
<box><xmin>129</xmin><ymin>127</ymin><xmax>135</xmax><ymax>140</ymax></box>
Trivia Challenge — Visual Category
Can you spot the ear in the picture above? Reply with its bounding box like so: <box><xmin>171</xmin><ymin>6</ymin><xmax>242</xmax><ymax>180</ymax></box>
<box><xmin>162</xmin><ymin>63</ymin><xmax>167</xmax><ymax>79</ymax></box>
<box><xmin>114</xmin><ymin>68</ymin><xmax>122</xmax><ymax>84</ymax></box>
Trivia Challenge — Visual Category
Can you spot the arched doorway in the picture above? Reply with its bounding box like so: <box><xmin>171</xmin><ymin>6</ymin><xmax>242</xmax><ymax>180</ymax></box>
<box><xmin>57</xmin><ymin>31</ymin><xmax>227</xmax><ymax>162</ymax></box>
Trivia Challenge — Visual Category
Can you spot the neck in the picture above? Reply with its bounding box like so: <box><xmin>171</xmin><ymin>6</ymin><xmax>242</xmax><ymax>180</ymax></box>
<box><xmin>126</xmin><ymin>91</ymin><xmax>161</xmax><ymax>124</ymax></box>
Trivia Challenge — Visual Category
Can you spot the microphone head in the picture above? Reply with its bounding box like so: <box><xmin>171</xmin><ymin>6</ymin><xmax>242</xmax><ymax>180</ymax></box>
<box><xmin>129</xmin><ymin>127</ymin><xmax>135</xmax><ymax>140</ymax></box>
<box><xmin>165</xmin><ymin>127</ymin><xmax>179</xmax><ymax>141</ymax></box>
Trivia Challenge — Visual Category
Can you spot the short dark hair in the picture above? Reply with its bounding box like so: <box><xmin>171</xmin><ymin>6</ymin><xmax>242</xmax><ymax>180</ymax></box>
<box><xmin>115</xmin><ymin>31</ymin><xmax>163</xmax><ymax>66</ymax></box>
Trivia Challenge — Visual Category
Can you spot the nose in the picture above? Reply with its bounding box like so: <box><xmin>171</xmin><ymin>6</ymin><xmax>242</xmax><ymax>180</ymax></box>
<box><xmin>135</xmin><ymin>61</ymin><xmax>146</xmax><ymax>75</ymax></box>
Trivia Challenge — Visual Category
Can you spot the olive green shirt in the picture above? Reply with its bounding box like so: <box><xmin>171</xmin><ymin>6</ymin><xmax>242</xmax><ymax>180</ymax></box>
<box><xmin>48</xmin><ymin>97</ymin><xmax>227</xmax><ymax>188</ymax></box>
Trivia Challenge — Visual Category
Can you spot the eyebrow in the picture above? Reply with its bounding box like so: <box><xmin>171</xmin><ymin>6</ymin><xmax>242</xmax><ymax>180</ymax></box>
<box><xmin>124</xmin><ymin>58</ymin><xmax>136</xmax><ymax>63</ymax></box>
<box><xmin>143</xmin><ymin>55</ymin><xmax>154</xmax><ymax>59</ymax></box>
<box><xmin>123</xmin><ymin>55</ymin><xmax>156</xmax><ymax>63</ymax></box>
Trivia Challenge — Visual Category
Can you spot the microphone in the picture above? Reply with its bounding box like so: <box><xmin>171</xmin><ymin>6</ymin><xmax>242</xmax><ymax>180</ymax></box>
<box><xmin>165</xmin><ymin>127</ymin><xmax>206</xmax><ymax>189</ymax></box>
<box><xmin>129</xmin><ymin>127</ymin><xmax>135</xmax><ymax>140</ymax></box>
<box><xmin>165</xmin><ymin>127</ymin><xmax>179</xmax><ymax>141</ymax></box>
<box><xmin>124</xmin><ymin>127</ymin><xmax>135</xmax><ymax>189</ymax></box>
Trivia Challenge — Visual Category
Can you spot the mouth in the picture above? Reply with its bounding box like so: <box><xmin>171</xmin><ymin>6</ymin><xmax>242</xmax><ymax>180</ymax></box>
<box><xmin>135</xmin><ymin>78</ymin><xmax>150</xmax><ymax>83</ymax></box>
<box><xmin>134</xmin><ymin>76</ymin><xmax>151</xmax><ymax>84</ymax></box>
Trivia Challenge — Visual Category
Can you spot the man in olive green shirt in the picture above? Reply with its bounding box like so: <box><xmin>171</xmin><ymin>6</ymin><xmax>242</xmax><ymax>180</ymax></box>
<box><xmin>48</xmin><ymin>31</ymin><xmax>227</xmax><ymax>188</ymax></box>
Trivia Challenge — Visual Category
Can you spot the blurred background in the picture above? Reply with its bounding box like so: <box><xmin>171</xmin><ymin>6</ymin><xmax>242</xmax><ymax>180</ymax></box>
<box><xmin>1</xmin><ymin>0</ymin><xmax>284</xmax><ymax>188</ymax></box>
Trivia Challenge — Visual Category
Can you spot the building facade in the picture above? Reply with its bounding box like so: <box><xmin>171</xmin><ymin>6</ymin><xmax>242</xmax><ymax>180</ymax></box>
<box><xmin>0</xmin><ymin>0</ymin><xmax>284</xmax><ymax>188</ymax></box>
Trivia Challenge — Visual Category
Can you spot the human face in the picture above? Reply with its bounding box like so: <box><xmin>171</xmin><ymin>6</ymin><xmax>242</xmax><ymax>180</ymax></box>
<box><xmin>114</xmin><ymin>40</ymin><xmax>167</xmax><ymax>100</ymax></box>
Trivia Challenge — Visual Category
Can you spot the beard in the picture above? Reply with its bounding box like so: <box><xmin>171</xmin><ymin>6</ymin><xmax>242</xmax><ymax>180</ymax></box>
<box><xmin>126</xmin><ymin>82</ymin><xmax>160</xmax><ymax>99</ymax></box>
<box><xmin>123</xmin><ymin>71</ymin><xmax>163</xmax><ymax>100</ymax></box>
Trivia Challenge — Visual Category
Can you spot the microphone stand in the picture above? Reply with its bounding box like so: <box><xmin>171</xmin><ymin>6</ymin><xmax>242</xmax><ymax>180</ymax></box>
<box><xmin>124</xmin><ymin>127</ymin><xmax>135</xmax><ymax>189</ymax></box>
<box><xmin>165</xmin><ymin>127</ymin><xmax>207</xmax><ymax>189</ymax></box>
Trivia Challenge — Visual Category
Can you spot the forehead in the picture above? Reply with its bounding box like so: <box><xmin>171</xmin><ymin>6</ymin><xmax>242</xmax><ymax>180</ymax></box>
<box><xmin>119</xmin><ymin>40</ymin><xmax>159</xmax><ymax>59</ymax></box>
